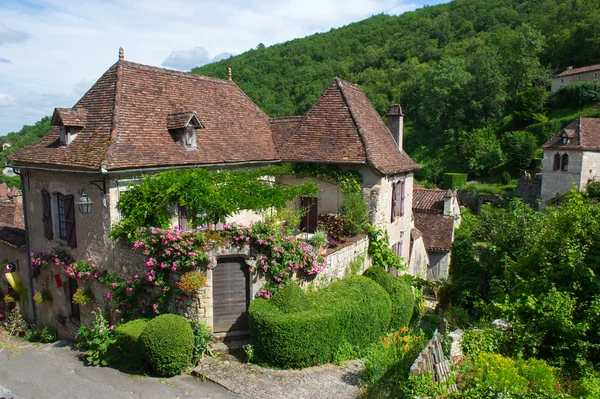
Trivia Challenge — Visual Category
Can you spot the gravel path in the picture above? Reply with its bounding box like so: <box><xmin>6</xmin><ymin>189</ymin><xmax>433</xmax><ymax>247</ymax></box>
<box><xmin>193</xmin><ymin>354</ymin><xmax>363</xmax><ymax>399</ymax></box>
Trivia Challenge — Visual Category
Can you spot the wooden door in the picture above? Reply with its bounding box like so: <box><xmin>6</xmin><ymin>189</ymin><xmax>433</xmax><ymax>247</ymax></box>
<box><xmin>212</xmin><ymin>257</ymin><xmax>249</xmax><ymax>333</ymax></box>
<box><xmin>300</xmin><ymin>196</ymin><xmax>318</xmax><ymax>233</ymax></box>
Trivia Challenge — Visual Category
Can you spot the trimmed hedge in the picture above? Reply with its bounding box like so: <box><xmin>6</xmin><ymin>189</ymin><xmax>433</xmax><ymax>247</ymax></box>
<box><xmin>443</xmin><ymin>173</ymin><xmax>467</xmax><ymax>189</ymax></box>
<box><xmin>269</xmin><ymin>283</ymin><xmax>311</xmax><ymax>313</ymax></box>
<box><xmin>363</xmin><ymin>267</ymin><xmax>414</xmax><ymax>330</ymax></box>
<box><xmin>551</xmin><ymin>81</ymin><xmax>600</xmax><ymax>108</ymax></box>
<box><xmin>249</xmin><ymin>276</ymin><xmax>391</xmax><ymax>368</ymax></box>
<box><xmin>114</xmin><ymin>318</ymin><xmax>149</xmax><ymax>369</ymax></box>
<box><xmin>139</xmin><ymin>314</ymin><xmax>194</xmax><ymax>376</ymax></box>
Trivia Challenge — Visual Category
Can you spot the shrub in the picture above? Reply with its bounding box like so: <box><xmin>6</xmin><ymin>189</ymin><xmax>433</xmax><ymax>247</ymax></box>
<box><xmin>443</xmin><ymin>173</ymin><xmax>467</xmax><ymax>189</ymax></box>
<box><xmin>460</xmin><ymin>328</ymin><xmax>506</xmax><ymax>357</ymax></box>
<box><xmin>500</xmin><ymin>170</ymin><xmax>511</xmax><ymax>185</ymax></box>
<box><xmin>501</xmin><ymin>130</ymin><xmax>538</xmax><ymax>170</ymax></box>
<box><xmin>361</xmin><ymin>328</ymin><xmax>426</xmax><ymax>398</ymax></box>
<box><xmin>114</xmin><ymin>318</ymin><xmax>149</xmax><ymax>369</ymax></box>
<box><xmin>340</xmin><ymin>192</ymin><xmax>368</xmax><ymax>236</ymax></box>
<box><xmin>363</xmin><ymin>267</ymin><xmax>414</xmax><ymax>330</ymax></box>
<box><xmin>139</xmin><ymin>314</ymin><xmax>194</xmax><ymax>376</ymax></box>
<box><xmin>75</xmin><ymin>309</ymin><xmax>116</xmax><ymax>366</ymax></box>
<box><xmin>249</xmin><ymin>276</ymin><xmax>391</xmax><ymax>368</ymax></box>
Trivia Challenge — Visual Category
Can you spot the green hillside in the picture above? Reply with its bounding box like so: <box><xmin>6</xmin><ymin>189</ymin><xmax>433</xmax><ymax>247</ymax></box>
<box><xmin>194</xmin><ymin>0</ymin><xmax>600</xmax><ymax>182</ymax></box>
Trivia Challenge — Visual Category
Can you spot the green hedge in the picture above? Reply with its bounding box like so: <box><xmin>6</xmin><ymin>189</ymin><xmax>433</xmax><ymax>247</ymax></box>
<box><xmin>269</xmin><ymin>283</ymin><xmax>311</xmax><ymax>313</ymax></box>
<box><xmin>139</xmin><ymin>314</ymin><xmax>194</xmax><ymax>376</ymax></box>
<box><xmin>443</xmin><ymin>173</ymin><xmax>467</xmax><ymax>189</ymax></box>
<box><xmin>551</xmin><ymin>81</ymin><xmax>600</xmax><ymax>108</ymax></box>
<box><xmin>114</xmin><ymin>319</ymin><xmax>149</xmax><ymax>369</ymax></box>
<box><xmin>249</xmin><ymin>276</ymin><xmax>391</xmax><ymax>368</ymax></box>
<box><xmin>363</xmin><ymin>267</ymin><xmax>414</xmax><ymax>330</ymax></box>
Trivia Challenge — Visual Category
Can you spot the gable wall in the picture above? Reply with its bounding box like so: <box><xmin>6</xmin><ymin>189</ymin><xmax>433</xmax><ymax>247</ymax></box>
<box><xmin>541</xmin><ymin>149</ymin><xmax>583</xmax><ymax>202</ymax></box>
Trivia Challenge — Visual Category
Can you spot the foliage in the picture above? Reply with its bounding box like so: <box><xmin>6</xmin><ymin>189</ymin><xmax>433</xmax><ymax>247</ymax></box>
<box><xmin>268</xmin><ymin>283</ymin><xmax>311</xmax><ymax>313</ymax></box>
<box><xmin>25</xmin><ymin>325</ymin><xmax>56</xmax><ymax>343</ymax></box>
<box><xmin>226</xmin><ymin>222</ymin><xmax>327</xmax><ymax>297</ymax></box>
<box><xmin>585</xmin><ymin>180</ymin><xmax>600</xmax><ymax>200</ymax></box>
<box><xmin>461</xmin><ymin>328</ymin><xmax>506</xmax><ymax>358</ymax></box>
<box><xmin>14</xmin><ymin>283</ymin><xmax>27</xmax><ymax>304</ymax></box>
<box><xmin>110</xmin><ymin>166</ymin><xmax>318</xmax><ymax>240</ymax></box>
<box><xmin>139</xmin><ymin>314</ymin><xmax>194</xmax><ymax>376</ymax></box>
<box><xmin>361</xmin><ymin>328</ymin><xmax>426</xmax><ymax>399</ymax></box>
<box><xmin>340</xmin><ymin>192</ymin><xmax>369</xmax><ymax>236</ymax></box>
<box><xmin>501</xmin><ymin>130</ymin><xmax>538</xmax><ymax>170</ymax></box>
<box><xmin>243</xmin><ymin>343</ymin><xmax>255</xmax><ymax>363</ymax></box>
<box><xmin>249</xmin><ymin>276</ymin><xmax>391</xmax><ymax>368</ymax></box>
<box><xmin>363</xmin><ymin>267</ymin><xmax>414</xmax><ymax>331</ymax></box>
<box><xmin>367</xmin><ymin>225</ymin><xmax>405</xmax><ymax>270</ymax></box>
<box><xmin>309</xmin><ymin>230</ymin><xmax>328</xmax><ymax>248</ymax></box>
<box><xmin>33</xmin><ymin>290</ymin><xmax>52</xmax><ymax>305</ymax></box>
<box><xmin>0</xmin><ymin>116</ymin><xmax>52</xmax><ymax>173</ymax></box>
<box><xmin>0</xmin><ymin>308</ymin><xmax>25</xmax><ymax>359</ymax></box>
<box><xmin>72</xmin><ymin>287</ymin><xmax>94</xmax><ymax>305</ymax></box>
<box><xmin>346</xmin><ymin>254</ymin><xmax>365</xmax><ymax>277</ymax></box>
<box><xmin>114</xmin><ymin>318</ymin><xmax>149</xmax><ymax>369</ymax></box>
<box><xmin>290</xmin><ymin>163</ymin><xmax>362</xmax><ymax>194</ymax></box>
<box><xmin>443</xmin><ymin>173</ymin><xmax>467</xmax><ymax>190</ymax></box>
<box><xmin>176</xmin><ymin>271</ymin><xmax>207</xmax><ymax>294</ymax></box>
<box><xmin>189</xmin><ymin>320</ymin><xmax>213</xmax><ymax>364</ymax></box>
<box><xmin>75</xmin><ymin>309</ymin><xmax>117</xmax><ymax>366</ymax></box>
<box><xmin>551</xmin><ymin>81</ymin><xmax>600</xmax><ymax>108</ymax></box>
<box><xmin>3</xmin><ymin>295</ymin><xmax>15</xmax><ymax>303</ymax></box>
<box><xmin>500</xmin><ymin>170</ymin><xmax>512</xmax><ymax>185</ymax></box>
<box><xmin>460</xmin><ymin>127</ymin><xmax>503</xmax><ymax>175</ymax></box>
<box><xmin>30</xmin><ymin>248</ymin><xmax>98</xmax><ymax>280</ymax></box>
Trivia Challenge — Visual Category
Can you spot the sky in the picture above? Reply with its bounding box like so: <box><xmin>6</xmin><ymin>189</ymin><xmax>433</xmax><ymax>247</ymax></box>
<box><xmin>0</xmin><ymin>0</ymin><xmax>448</xmax><ymax>136</ymax></box>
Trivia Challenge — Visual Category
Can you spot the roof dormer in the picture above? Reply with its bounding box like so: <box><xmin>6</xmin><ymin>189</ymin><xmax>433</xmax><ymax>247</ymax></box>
<box><xmin>167</xmin><ymin>111</ymin><xmax>203</xmax><ymax>150</ymax></box>
<box><xmin>560</xmin><ymin>131</ymin><xmax>569</xmax><ymax>145</ymax></box>
<box><xmin>51</xmin><ymin>108</ymin><xmax>87</xmax><ymax>146</ymax></box>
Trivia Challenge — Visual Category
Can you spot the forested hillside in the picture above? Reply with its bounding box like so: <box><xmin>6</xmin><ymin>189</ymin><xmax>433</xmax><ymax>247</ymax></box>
<box><xmin>194</xmin><ymin>0</ymin><xmax>600</xmax><ymax>182</ymax></box>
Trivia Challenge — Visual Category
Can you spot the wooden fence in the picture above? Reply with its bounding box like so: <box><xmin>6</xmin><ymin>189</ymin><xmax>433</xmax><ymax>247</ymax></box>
<box><xmin>410</xmin><ymin>333</ymin><xmax>457</xmax><ymax>391</ymax></box>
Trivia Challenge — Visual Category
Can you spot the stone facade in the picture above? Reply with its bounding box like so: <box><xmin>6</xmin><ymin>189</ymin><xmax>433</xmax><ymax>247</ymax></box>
<box><xmin>408</xmin><ymin>235</ymin><xmax>428</xmax><ymax>277</ymax></box>
<box><xmin>551</xmin><ymin>66</ymin><xmax>600</xmax><ymax>92</ymax></box>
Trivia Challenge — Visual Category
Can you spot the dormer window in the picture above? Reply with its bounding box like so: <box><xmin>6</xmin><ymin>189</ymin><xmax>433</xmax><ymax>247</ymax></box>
<box><xmin>167</xmin><ymin>111</ymin><xmax>203</xmax><ymax>150</ymax></box>
<box><xmin>561</xmin><ymin>134</ymin><xmax>568</xmax><ymax>145</ymax></box>
<box><xmin>51</xmin><ymin>107</ymin><xmax>87</xmax><ymax>146</ymax></box>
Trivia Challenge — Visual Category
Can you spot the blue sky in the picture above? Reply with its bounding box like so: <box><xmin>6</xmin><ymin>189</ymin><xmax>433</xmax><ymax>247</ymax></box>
<box><xmin>0</xmin><ymin>0</ymin><xmax>448</xmax><ymax>136</ymax></box>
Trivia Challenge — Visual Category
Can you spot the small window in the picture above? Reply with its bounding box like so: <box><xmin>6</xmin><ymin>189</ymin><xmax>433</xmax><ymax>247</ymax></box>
<box><xmin>595</xmin><ymin>72</ymin><xmax>598</xmax><ymax>78</ymax></box>
<box><xmin>553</xmin><ymin>153</ymin><xmax>561</xmax><ymax>171</ymax></box>
<box><xmin>579</xmin><ymin>75</ymin><xmax>582</xmax><ymax>81</ymax></box>
<box><xmin>561</xmin><ymin>153</ymin><xmax>569</xmax><ymax>171</ymax></box>
<box><xmin>561</xmin><ymin>136</ymin><xmax>568</xmax><ymax>145</ymax></box>
<box><xmin>399</xmin><ymin>180</ymin><xmax>406</xmax><ymax>217</ymax></box>
<box><xmin>59</xmin><ymin>126</ymin><xmax>79</xmax><ymax>146</ymax></box>
<box><xmin>561</xmin><ymin>78</ymin><xmax>564</xmax><ymax>83</ymax></box>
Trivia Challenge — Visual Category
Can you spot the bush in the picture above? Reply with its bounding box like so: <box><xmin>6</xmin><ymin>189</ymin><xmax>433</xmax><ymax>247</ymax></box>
<box><xmin>363</xmin><ymin>267</ymin><xmax>414</xmax><ymax>330</ymax></box>
<box><xmin>341</xmin><ymin>192</ymin><xmax>368</xmax><ymax>236</ymax></box>
<box><xmin>139</xmin><ymin>314</ymin><xmax>194</xmax><ymax>376</ymax></box>
<box><xmin>443</xmin><ymin>173</ymin><xmax>467</xmax><ymax>189</ymax></box>
<box><xmin>551</xmin><ymin>81</ymin><xmax>600</xmax><ymax>108</ymax></box>
<box><xmin>249</xmin><ymin>276</ymin><xmax>391</xmax><ymax>368</ymax></box>
<box><xmin>460</xmin><ymin>328</ymin><xmax>506</xmax><ymax>357</ymax></box>
<box><xmin>25</xmin><ymin>325</ymin><xmax>56</xmax><ymax>343</ymax></box>
<box><xmin>114</xmin><ymin>319</ymin><xmax>149</xmax><ymax>369</ymax></box>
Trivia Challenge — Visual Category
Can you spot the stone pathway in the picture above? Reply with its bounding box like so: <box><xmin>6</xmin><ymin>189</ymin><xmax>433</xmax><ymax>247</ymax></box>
<box><xmin>193</xmin><ymin>354</ymin><xmax>363</xmax><ymax>399</ymax></box>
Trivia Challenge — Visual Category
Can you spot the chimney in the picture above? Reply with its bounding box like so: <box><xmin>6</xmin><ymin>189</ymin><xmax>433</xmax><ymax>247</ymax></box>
<box><xmin>443</xmin><ymin>189</ymin><xmax>454</xmax><ymax>217</ymax></box>
<box><xmin>386</xmin><ymin>104</ymin><xmax>404</xmax><ymax>152</ymax></box>
<box><xmin>568</xmin><ymin>66</ymin><xmax>573</xmax><ymax>70</ymax></box>
<box><xmin>119</xmin><ymin>47</ymin><xmax>124</xmax><ymax>61</ymax></box>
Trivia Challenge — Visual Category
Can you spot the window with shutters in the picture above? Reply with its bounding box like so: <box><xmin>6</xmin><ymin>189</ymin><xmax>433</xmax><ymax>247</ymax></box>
<box><xmin>51</xmin><ymin>192</ymin><xmax>77</xmax><ymax>248</ymax></box>
<box><xmin>399</xmin><ymin>180</ymin><xmax>406</xmax><ymax>217</ymax></box>
<box><xmin>391</xmin><ymin>180</ymin><xmax>406</xmax><ymax>222</ymax></box>
<box><xmin>390</xmin><ymin>182</ymin><xmax>397</xmax><ymax>223</ymax></box>
<box><xmin>553</xmin><ymin>153</ymin><xmax>561</xmax><ymax>171</ymax></box>
<box><xmin>561</xmin><ymin>154</ymin><xmax>569</xmax><ymax>171</ymax></box>
<box><xmin>57</xmin><ymin>193</ymin><xmax>67</xmax><ymax>239</ymax></box>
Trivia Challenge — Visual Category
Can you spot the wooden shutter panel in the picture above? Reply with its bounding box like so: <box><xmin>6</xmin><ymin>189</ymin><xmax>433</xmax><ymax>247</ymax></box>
<box><xmin>391</xmin><ymin>182</ymin><xmax>397</xmax><ymax>223</ymax></box>
<box><xmin>400</xmin><ymin>180</ymin><xmax>406</xmax><ymax>217</ymax></box>
<box><xmin>42</xmin><ymin>189</ymin><xmax>53</xmax><ymax>239</ymax></box>
<box><xmin>178</xmin><ymin>206</ymin><xmax>188</xmax><ymax>231</ymax></box>
<box><xmin>64</xmin><ymin>194</ymin><xmax>77</xmax><ymax>248</ymax></box>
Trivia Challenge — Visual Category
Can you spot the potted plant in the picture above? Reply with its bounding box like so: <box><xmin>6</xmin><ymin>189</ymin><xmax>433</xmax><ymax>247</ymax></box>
<box><xmin>72</xmin><ymin>287</ymin><xmax>94</xmax><ymax>305</ymax></box>
<box><xmin>310</xmin><ymin>230</ymin><xmax>328</xmax><ymax>256</ymax></box>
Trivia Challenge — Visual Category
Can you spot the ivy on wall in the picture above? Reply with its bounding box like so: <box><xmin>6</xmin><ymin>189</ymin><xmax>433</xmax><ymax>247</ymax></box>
<box><xmin>290</xmin><ymin>163</ymin><xmax>363</xmax><ymax>194</ymax></box>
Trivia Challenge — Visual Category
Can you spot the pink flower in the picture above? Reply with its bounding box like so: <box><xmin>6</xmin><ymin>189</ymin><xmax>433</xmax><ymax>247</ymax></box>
<box><xmin>148</xmin><ymin>275</ymin><xmax>153</xmax><ymax>282</ymax></box>
<box><xmin>94</xmin><ymin>272</ymin><xmax>99</xmax><ymax>278</ymax></box>
<box><xmin>111</xmin><ymin>282</ymin><xmax>117</xmax><ymax>287</ymax></box>
<box><xmin>152</xmin><ymin>304</ymin><xmax>159</xmax><ymax>312</ymax></box>
<box><xmin>109</xmin><ymin>325</ymin><xmax>114</xmax><ymax>330</ymax></box>
<box><xmin>210</xmin><ymin>256</ymin><xmax>215</xmax><ymax>262</ymax></box>
<box><xmin>263</xmin><ymin>265</ymin><xmax>268</xmax><ymax>271</ymax></box>
<box><xmin>133</xmin><ymin>275</ymin><xmax>138</xmax><ymax>279</ymax></box>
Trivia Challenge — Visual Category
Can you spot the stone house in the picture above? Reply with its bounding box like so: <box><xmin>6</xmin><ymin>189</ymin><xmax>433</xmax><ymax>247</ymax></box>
<box><xmin>9</xmin><ymin>49</ymin><xmax>423</xmax><ymax>336</ymax></box>
<box><xmin>551</xmin><ymin>64</ymin><xmax>600</xmax><ymax>92</ymax></box>
<box><xmin>412</xmin><ymin>187</ymin><xmax>461</xmax><ymax>280</ymax></box>
<box><xmin>540</xmin><ymin>118</ymin><xmax>600</xmax><ymax>203</ymax></box>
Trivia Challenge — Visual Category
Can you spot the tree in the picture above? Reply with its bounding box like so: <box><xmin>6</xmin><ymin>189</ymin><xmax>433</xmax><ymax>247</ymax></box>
<box><xmin>501</xmin><ymin>130</ymin><xmax>538</xmax><ymax>170</ymax></box>
<box><xmin>460</xmin><ymin>127</ymin><xmax>503</xmax><ymax>176</ymax></box>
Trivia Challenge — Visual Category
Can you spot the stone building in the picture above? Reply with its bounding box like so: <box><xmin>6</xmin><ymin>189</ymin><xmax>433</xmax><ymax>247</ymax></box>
<box><xmin>540</xmin><ymin>118</ymin><xmax>600</xmax><ymax>203</ymax></box>
<box><xmin>412</xmin><ymin>187</ymin><xmax>461</xmax><ymax>280</ymax></box>
<box><xmin>9</xmin><ymin>49</ymin><xmax>423</xmax><ymax>337</ymax></box>
<box><xmin>551</xmin><ymin>64</ymin><xmax>600</xmax><ymax>92</ymax></box>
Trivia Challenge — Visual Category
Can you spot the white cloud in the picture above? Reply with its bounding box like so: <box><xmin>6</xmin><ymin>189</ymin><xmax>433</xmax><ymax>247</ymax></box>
<box><xmin>0</xmin><ymin>0</ymin><xmax>445</xmax><ymax>135</ymax></box>
<box><xmin>0</xmin><ymin>94</ymin><xmax>16</xmax><ymax>107</ymax></box>
<box><xmin>0</xmin><ymin>23</ymin><xmax>30</xmax><ymax>46</ymax></box>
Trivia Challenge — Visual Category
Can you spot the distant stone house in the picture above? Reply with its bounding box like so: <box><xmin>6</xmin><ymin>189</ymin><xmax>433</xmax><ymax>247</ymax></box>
<box><xmin>9</xmin><ymin>49</ymin><xmax>424</xmax><ymax>336</ymax></box>
<box><xmin>412</xmin><ymin>187</ymin><xmax>461</xmax><ymax>280</ymax></box>
<box><xmin>551</xmin><ymin>64</ymin><xmax>600</xmax><ymax>92</ymax></box>
<box><xmin>540</xmin><ymin>118</ymin><xmax>600</xmax><ymax>203</ymax></box>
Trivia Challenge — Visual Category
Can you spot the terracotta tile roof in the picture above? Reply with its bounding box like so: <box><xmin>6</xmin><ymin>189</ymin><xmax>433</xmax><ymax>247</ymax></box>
<box><xmin>166</xmin><ymin>112</ymin><xmax>203</xmax><ymax>130</ymax></box>
<box><xmin>556</xmin><ymin>64</ymin><xmax>600</xmax><ymax>77</ymax></box>
<box><xmin>51</xmin><ymin>108</ymin><xmax>87</xmax><ymax>126</ymax></box>
<box><xmin>414</xmin><ymin>213</ymin><xmax>454</xmax><ymax>252</ymax></box>
<box><xmin>269</xmin><ymin>116</ymin><xmax>303</xmax><ymax>150</ymax></box>
<box><xmin>11</xmin><ymin>60</ymin><xmax>280</xmax><ymax>171</ymax></box>
<box><xmin>543</xmin><ymin>118</ymin><xmax>600</xmax><ymax>150</ymax></box>
<box><xmin>410</xmin><ymin>227</ymin><xmax>423</xmax><ymax>241</ymax></box>
<box><xmin>277</xmin><ymin>78</ymin><xmax>419</xmax><ymax>175</ymax></box>
<box><xmin>413</xmin><ymin>188</ymin><xmax>445</xmax><ymax>213</ymax></box>
<box><xmin>0</xmin><ymin>226</ymin><xmax>26</xmax><ymax>248</ymax></box>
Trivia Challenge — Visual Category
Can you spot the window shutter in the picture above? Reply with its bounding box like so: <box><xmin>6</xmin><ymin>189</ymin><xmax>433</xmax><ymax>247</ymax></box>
<box><xmin>553</xmin><ymin>153</ymin><xmax>561</xmax><ymax>170</ymax></box>
<box><xmin>391</xmin><ymin>182</ymin><xmax>397</xmax><ymax>223</ymax></box>
<box><xmin>178</xmin><ymin>206</ymin><xmax>188</xmax><ymax>231</ymax></box>
<box><xmin>561</xmin><ymin>154</ymin><xmax>569</xmax><ymax>171</ymax></box>
<box><xmin>64</xmin><ymin>194</ymin><xmax>77</xmax><ymax>248</ymax></box>
<box><xmin>42</xmin><ymin>189</ymin><xmax>53</xmax><ymax>239</ymax></box>
<box><xmin>400</xmin><ymin>180</ymin><xmax>406</xmax><ymax>217</ymax></box>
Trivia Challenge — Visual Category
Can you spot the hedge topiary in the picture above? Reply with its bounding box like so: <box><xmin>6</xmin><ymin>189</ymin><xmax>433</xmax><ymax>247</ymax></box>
<box><xmin>269</xmin><ymin>283</ymin><xmax>311</xmax><ymax>313</ymax></box>
<box><xmin>363</xmin><ymin>267</ymin><xmax>415</xmax><ymax>330</ymax></box>
<box><xmin>114</xmin><ymin>318</ymin><xmax>149</xmax><ymax>369</ymax></box>
<box><xmin>139</xmin><ymin>314</ymin><xmax>194</xmax><ymax>376</ymax></box>
<box><xmin>443</xmin><ymin>173</ymin><xmax>467</xmax><ymax>190</ymax></box>
<box><xmin>249</xmin><ymin>276</ymin><xmax>391</xmax><ymax>368</ymax></box>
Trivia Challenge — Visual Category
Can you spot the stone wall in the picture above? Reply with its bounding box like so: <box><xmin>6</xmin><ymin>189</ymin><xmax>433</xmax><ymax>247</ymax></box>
<box><xmin>516</xmin><ymin>176</ymin><xmax>542</xmax><ymax>210</ymax></box>
<box><xmin>541</xmin><ymin>149</ymin><xmax>582</xmax><ymax>203</ymax></box>
<box><xmin>408</xmin><ymin>236</ymin><xmax>428</xmax><ymax>277</ymax></box>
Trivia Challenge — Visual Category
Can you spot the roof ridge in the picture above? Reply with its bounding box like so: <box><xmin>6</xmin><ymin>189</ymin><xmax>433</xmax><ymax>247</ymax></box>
<box><xmin>122</xmin><ymin>60</ymin><xmax>234</xmax><ymax>86</ymax></box>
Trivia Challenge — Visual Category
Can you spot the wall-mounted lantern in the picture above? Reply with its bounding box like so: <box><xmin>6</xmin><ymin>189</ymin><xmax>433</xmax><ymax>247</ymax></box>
<box><xmin>77</xmin><ymin>180</ymin><xmax>106</xmax><ymax>215</ymax></box>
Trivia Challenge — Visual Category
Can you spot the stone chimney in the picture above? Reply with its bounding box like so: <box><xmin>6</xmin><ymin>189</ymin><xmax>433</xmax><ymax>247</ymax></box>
<box><xmin>386</xmin><ymin>104</ymin><xmax>404</xmax><ymax>152</ymax></box>
<box><xmin>443</xmin><ymin>189</ymin><xmax>454</xmax><ymax>217</ymax></box>
<box><xmin>119</xmin><ymin>47</ymin><xmax>124</xmax><ymax>60</ymax></box>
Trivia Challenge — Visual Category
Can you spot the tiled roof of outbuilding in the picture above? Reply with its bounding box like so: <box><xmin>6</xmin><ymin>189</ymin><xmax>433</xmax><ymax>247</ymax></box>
<box><xmin>556</xmin><ymin>64</ymin><xmax>600</xmax><ymax>77</ymax></box>
<box><xmin>413</xmin><ymin>188</ymin><xmax>446</xmax><ymax>213</ymax></box>
<box><xmin>11</xmin><ymin>59</ymin><xmax>280</xmax><ymax>171</ymax></box>
<box><xmin>276</xmin><ymin>78</ymin><xmax>419</xmax><ymax>175</ymax></box>
<box><xmin>543</xmin><ymin>118</ymin><xmax>600</xmax><ymax>150</ymax></box>
<box><xmin>0</xmin><ymin>226</ymin><xmax>26</xmax><ymax>248</ymax></box>
<box><xmin>414</xmin><ymin>213</ymin><xmax>454</xmax><ymax>252</ymax></box>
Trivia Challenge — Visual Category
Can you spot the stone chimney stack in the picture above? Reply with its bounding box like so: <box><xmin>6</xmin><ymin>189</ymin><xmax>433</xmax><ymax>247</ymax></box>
<box><xmin>386</xmin><ymin>104</ymin><xmax>404</xmax><ymax>152</ymax></box>
<box><xmin>119</xmin><ymin>47</ymin><xmax>124</xmax><ymax>60</ymax></box>
<box><xmin>443</xmin><ymin>189</ymin><xmax>454</xmax><ymax>217</ymax></box>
